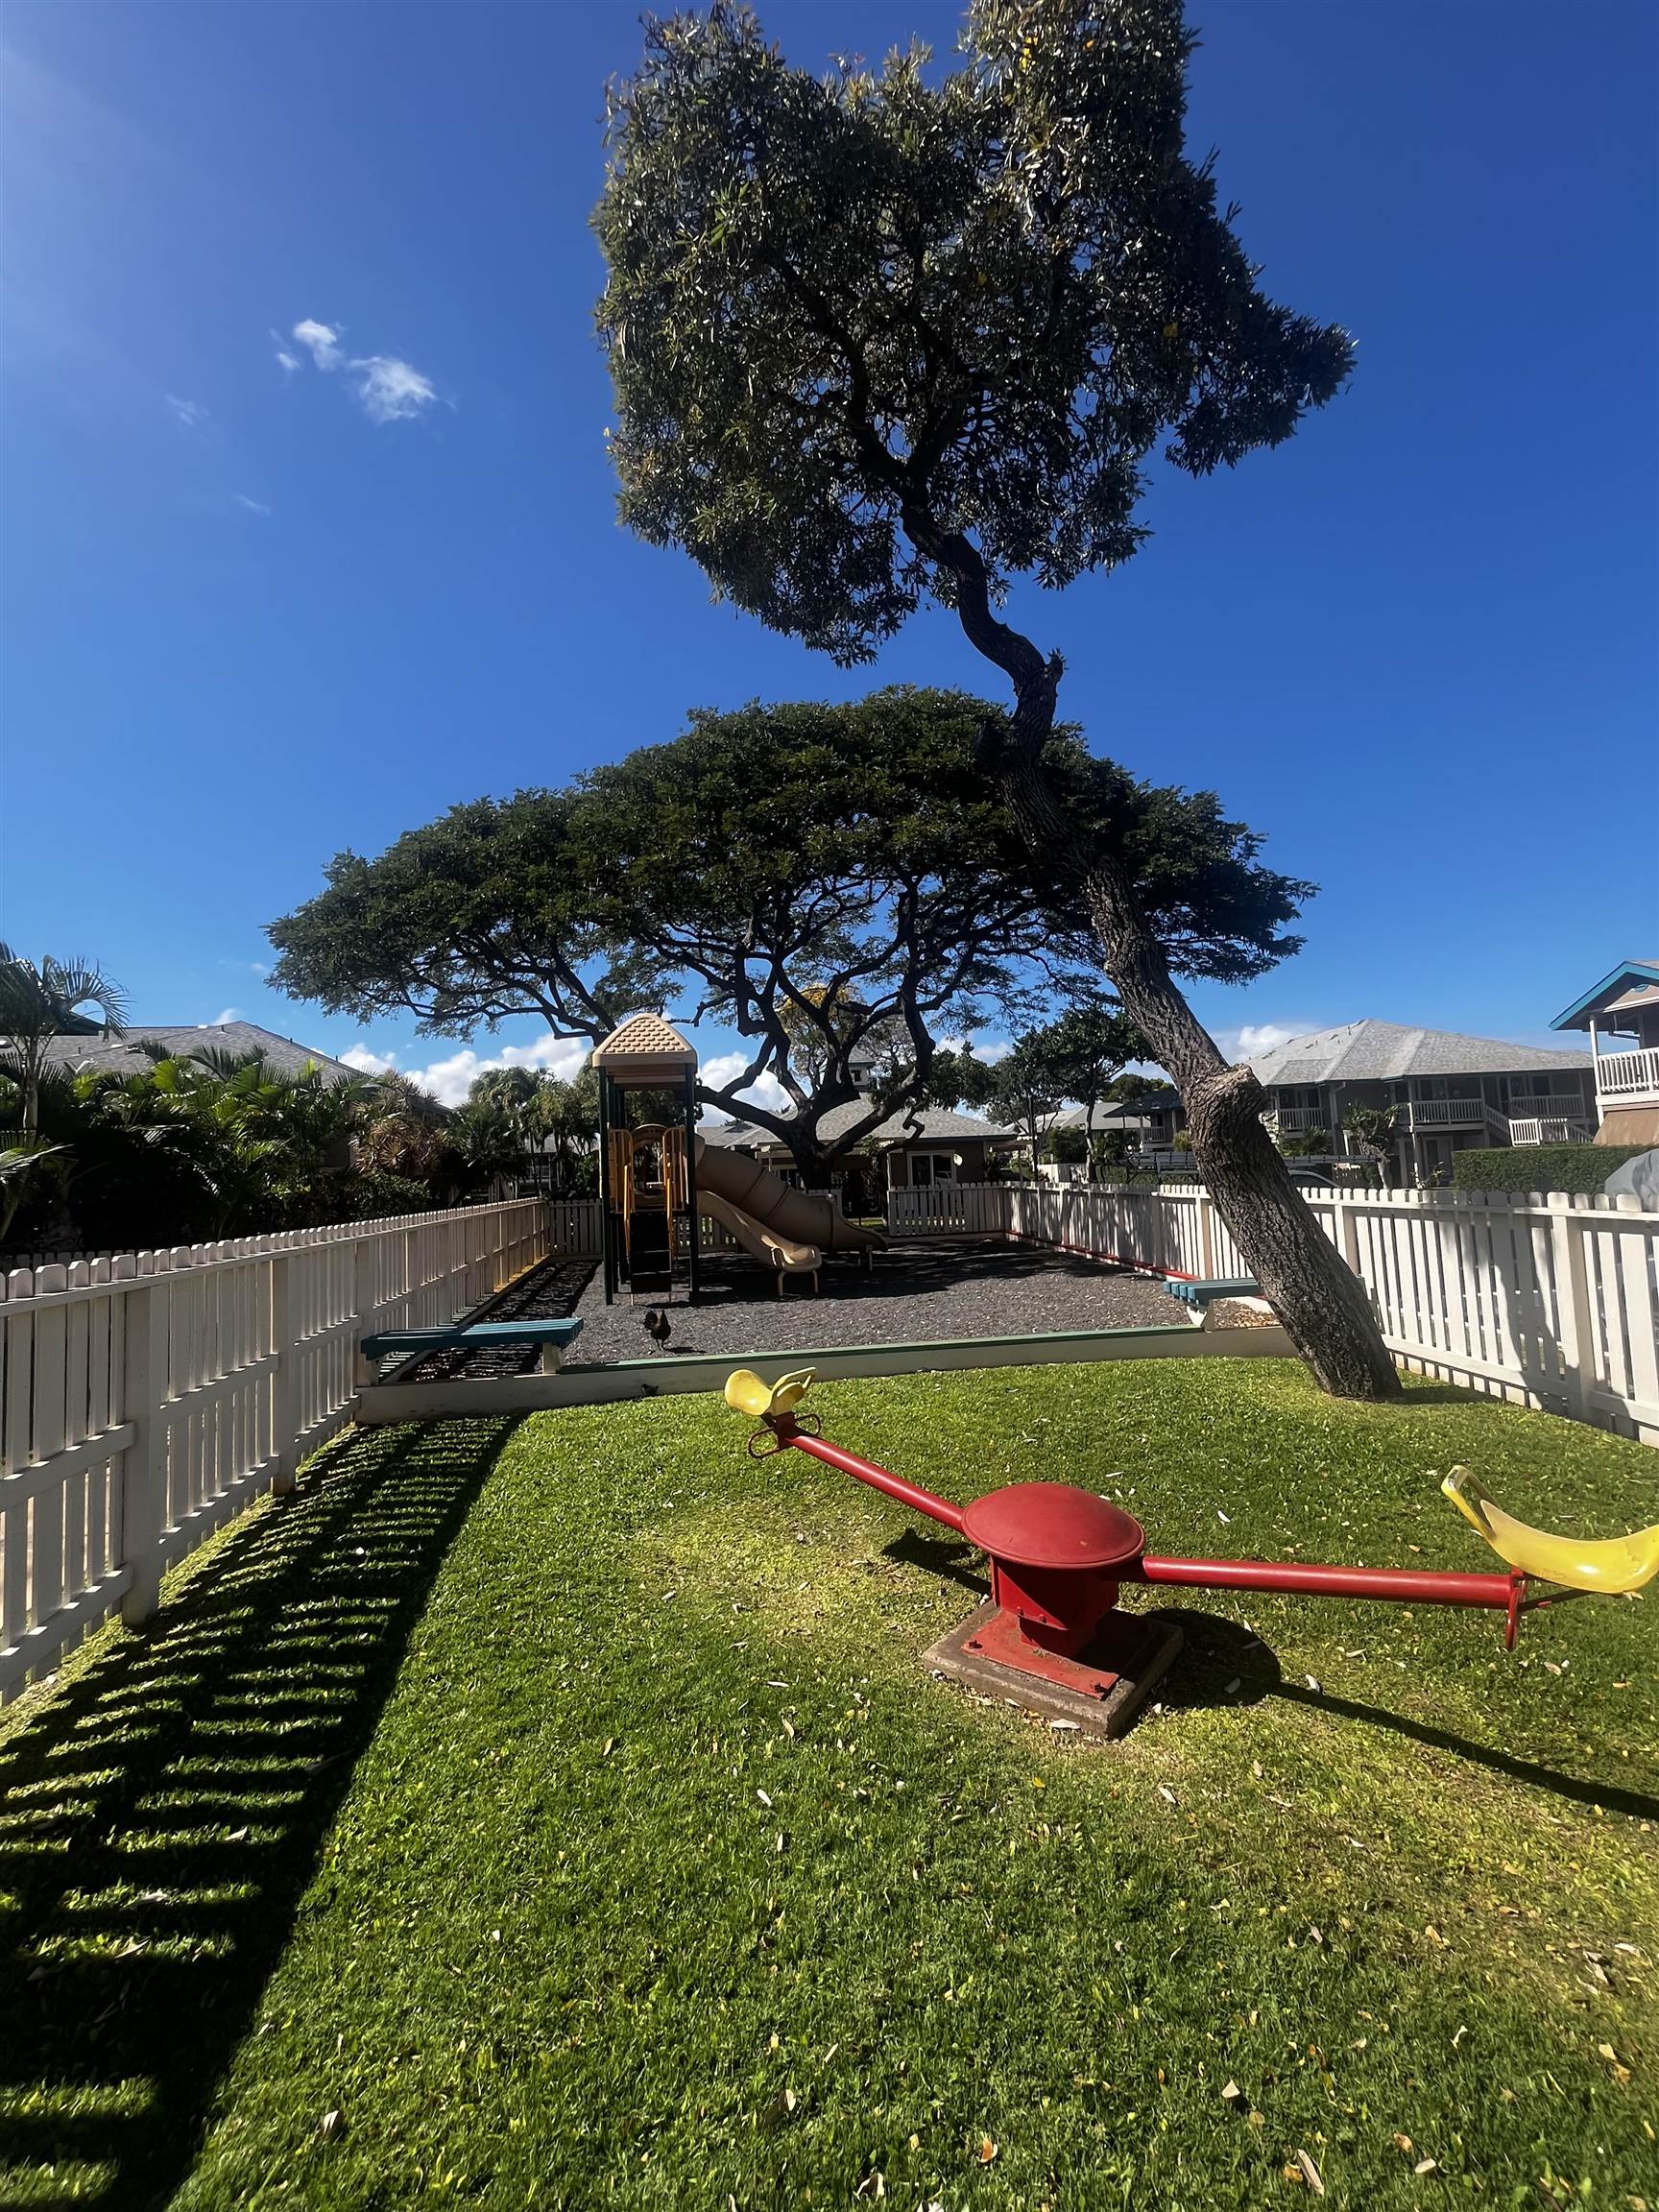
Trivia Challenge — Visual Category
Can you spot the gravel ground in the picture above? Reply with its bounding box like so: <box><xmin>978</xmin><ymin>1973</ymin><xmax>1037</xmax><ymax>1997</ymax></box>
<box><xmin>393</xmin><ymin>1237</ymin><xmax>1190</xmax><ymax>1378</ymax></box>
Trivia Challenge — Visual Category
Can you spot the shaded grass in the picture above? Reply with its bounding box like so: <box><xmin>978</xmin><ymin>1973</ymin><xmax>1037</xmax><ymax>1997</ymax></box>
<box><xmin>0</xmin><ymin>1418</ymin><xmax>519</xmax><ymax>2211</ymax></box>
<box><xmin>4</xmin><ymin>1361</ymin><xmax>1658</xmax><ymax>2208</ymax></box>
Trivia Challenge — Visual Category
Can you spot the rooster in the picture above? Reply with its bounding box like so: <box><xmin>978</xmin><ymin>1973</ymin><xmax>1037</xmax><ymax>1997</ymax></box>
<box><xmin>641</xmin><ymin>1308</ymin><xmax>672</xmax><ymax>1348</ymax></box>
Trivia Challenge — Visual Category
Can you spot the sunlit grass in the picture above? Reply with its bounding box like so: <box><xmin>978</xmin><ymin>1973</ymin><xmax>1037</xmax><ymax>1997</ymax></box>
<box><xmin>166</xmin><ymin>1364</ymin><xmax>1655</xmax><ymax>2211</ymax></box>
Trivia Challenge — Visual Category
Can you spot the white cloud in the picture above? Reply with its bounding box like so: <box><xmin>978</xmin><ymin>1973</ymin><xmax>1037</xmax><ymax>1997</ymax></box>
<box><xmin>1212</xmin><ymin>1021</ymin><xmax>1311</xmax><ymax>1066</ymax></box>
<box><xmin>341</xmin><ymin>1042</ymin><xmax>397</xmax><ymax>1076</ymax></box>
<box><xmin>346</xmin><ymin>1031</ymin><xmax>589</xmax><ymax>1107</ymax></box>
<box><xmin>166</xmin><ymin>394</ymin><xmax>207</xmax><ymax>428</ymax></box>
<box><xmin>699</xmin><ymin>1052</ymin><xmax>790</xmax><ymax>1121</ymax></box>
<box><xmin>349</xmin><ymin>354</ymin><xmax>438</xmax><ymax>424</ymax></box>
<box><xmin>236</xmin><ymin>493</ymin><xmax>272</xmax><ymax>517</ymax></box>
<box><xmin>212</xmin><ymin>1005</ymin><xmax>243</xmax><ymax>1024</ymax></box>
<box><xmin>291</xmin><ymin>317</ymin><xmax>343</xmax><ymax>371</ymax></box>
<box><xmin>275</xmin><ymin>349</ymin><xmax>301</xmax><ymax>374</ymax></box>
<box><xmin>284</xmin><ymin>316</ymin><xmax>444</xmax><ymax>425</ymax></box>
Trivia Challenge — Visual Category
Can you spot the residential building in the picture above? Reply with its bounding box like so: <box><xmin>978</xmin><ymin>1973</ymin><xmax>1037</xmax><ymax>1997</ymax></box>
<box><xmin>701</xmin><ymin>1096</ymin><xmax>1019</xmax><ymax>1201</ymax></box>
<box><xmin>1550</xmin><ymin>959</ymin><xmax>1659</xmax><ymax>1147</ymax></box>
<box><xmin>1053</xmin><ymin>1087</ymin><xmax>1184</xmax><ymax>1147</ymax></box>
<box><xmin>1245</xmin><ymin>1021</ymin><xmax>1595</xmax><ymax>1184</ymax></box>
<box><xmin>32</xmin><ymin>1021</ymin><xmax>363</xmax><ymax>1085</ymax></box>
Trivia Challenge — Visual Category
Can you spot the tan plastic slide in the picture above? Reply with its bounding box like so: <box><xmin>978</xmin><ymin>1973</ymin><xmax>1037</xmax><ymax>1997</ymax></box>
<box><xmin>695</xmin><ymin>1139</ymin><xmax>887</xmax><ymax>1272</ymax></box>
<box><xmin>699</xmin><ymin>1190</ymin><xmax>821</xmax><ymax>1286</ymax></box>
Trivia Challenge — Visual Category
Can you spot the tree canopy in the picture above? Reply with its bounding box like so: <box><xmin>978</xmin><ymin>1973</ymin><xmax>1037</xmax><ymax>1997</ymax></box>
<box><xmin>595</xmin><ymin>0</ymin><xmax>1351</xmax><ymax>668</ymax></box>
<box><xmin>271</xmin><ymin>685</ymin><xmax>1309</xmax><ymax>1173</ymax></box>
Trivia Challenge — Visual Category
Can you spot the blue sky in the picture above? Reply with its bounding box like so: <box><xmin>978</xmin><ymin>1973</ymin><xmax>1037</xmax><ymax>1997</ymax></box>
<box><xmin>3</xmin><ymin>0</ymin><xmax>1654</xmax><ymax>1106</ymax></box>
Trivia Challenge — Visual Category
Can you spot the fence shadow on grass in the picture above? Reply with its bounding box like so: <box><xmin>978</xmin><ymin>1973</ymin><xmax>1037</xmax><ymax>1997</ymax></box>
<box><xmin>0</xmin><ymin>1414</ymin><xmax>520</xmax><ymax>2212</ymax></box>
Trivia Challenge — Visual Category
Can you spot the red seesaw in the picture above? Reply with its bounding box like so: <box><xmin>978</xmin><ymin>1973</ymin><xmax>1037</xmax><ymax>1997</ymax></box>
<box><xmin>725</xmin><ymin>1369</ymin><xmax>1658</xmax><ymax>1737</ymax></box>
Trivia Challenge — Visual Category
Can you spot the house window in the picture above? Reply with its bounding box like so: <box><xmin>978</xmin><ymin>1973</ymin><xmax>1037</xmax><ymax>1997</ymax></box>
<box><xmin>911</xmin><ymin>1154</ymin><xmax>954</xmax><ymax>1188</ymax></box>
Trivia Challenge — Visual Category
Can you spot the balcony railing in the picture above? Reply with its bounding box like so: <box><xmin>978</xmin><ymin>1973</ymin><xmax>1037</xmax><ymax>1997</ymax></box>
<box><xmin>1262</xmin><ymin>1106</ymin><xmax>1327</xmax><ymax>1133</ymax></box>
<box><xmin>1506</xmin><ymin>1116</ymin><xmax>1594</xmax><ymax>1146</ymax></box>
<box><xmin>1400</xmin><ymin>1098</ymin><xmax>1494</xmax><ymax>1131</ymax></box>
<box><xmin>1597</xmin><ymin>1046</ymin><xmax>1659</xmax><ymax>1103</ymax></box>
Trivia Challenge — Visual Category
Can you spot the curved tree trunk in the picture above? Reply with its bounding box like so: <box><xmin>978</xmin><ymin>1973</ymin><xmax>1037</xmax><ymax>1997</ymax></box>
<box><xmin>998</xmin><ymin>734</ymin><xmax>1399</xmax><ymax>1399</ymax></box>
<box><xmin>899</xmin><ymin>505</ymin><xmax>1399</xmax><ymax>1399</ymax></box>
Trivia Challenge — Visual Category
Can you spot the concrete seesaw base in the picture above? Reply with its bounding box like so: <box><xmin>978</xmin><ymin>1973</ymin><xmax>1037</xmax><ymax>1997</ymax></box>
<box><xmin>923</xmin><ymin>1599</ymin><xmax>1186</xmax><ymax>1740</ymax></box>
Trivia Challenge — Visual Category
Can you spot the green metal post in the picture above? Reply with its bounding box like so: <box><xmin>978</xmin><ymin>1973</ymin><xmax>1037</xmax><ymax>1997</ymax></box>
<box><xmin>684</xmin><ymin>1067</ymin><xmax>701</xmax><ymax>1305</ymax></box>
<box><xmin>598</xmin><ymin>1069</ymin><xmax>614</xmax><ymax>1305</ymax></box>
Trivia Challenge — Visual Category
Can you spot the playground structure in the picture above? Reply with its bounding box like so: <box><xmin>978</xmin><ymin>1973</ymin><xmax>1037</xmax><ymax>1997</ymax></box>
<box><xmin>592</xmin><ymin>1012</ymin><xmax>885</xmax><ymax>1306</ymax></box>
<box><xmin>725</xmin><ymin>1367</ymin><xmax>1659</xmax><ymax>1736</ymax></box>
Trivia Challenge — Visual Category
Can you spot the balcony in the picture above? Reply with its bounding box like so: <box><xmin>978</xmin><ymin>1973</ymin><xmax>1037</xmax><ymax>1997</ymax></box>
<box><xmin>1262</xmin><ymin>1106</ymin><xmax>1327</xmax><ymax>1134</ymax></box>
<box><xmin>1506</xmin><ymin>1116</ymin><xmax>1594</xmax><ymax>1146</ymax></box>
<box><xmin>1399</xmin><ymin>1098</ymin><xmax>1498</xmax><ymax>1132</ymax></box>
<box><xmin>1597</xmin><ymin>1045</ymin><xmax>1659</xmax><ymax>1108</ymax></box>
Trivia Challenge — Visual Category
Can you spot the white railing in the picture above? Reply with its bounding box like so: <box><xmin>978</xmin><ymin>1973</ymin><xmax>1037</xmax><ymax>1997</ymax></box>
<box><xmin>886</xmin><ymin>1184</ymin><xmax>1017</xmax><ymax>1236</ymax></box>
<box><xmin>1598</xmin><ymin>1046</ymin><xmax>1659</xmax><ymax>1101</ymax></box>
<box><xmin>1265</xmin><ymin>1106</ymin><xmax>1327</xmax><ymax>1133</ymax></box>
<box><xmin>1400</xmin><ymin>1098</ymin><xmax>1492</xmax><ymax>1130</ymax></box>
<box><xmin>0</xmin><ymin>1198</ymin><xmax>549</xmax><ymax>1702</ymax></box>
<box><xmin>887</xmin><ymin>1180</ymin><xmax>1659</xmax><ymax>1445</ymax></box>
<box><xmin>1506</xmin><ymin>1117</ymin><xmax>1593</xmax><ymax>1147</ymax></box>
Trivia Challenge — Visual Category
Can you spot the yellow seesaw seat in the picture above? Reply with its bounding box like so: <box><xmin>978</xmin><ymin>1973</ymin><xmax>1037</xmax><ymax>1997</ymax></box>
<box><xmin>724</xmin><ymin>1368</ymin><xmax>816</xmax><ymax>1421</ymax></box>
<box><xmin>1441</xmin><ymin>1466</ymin><xmax>1659</xmax><ymax>1594</ymax></box>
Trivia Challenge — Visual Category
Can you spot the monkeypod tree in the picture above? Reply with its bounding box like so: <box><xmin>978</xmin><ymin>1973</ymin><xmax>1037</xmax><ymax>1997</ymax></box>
<box><xmin>271</xmin><ymin>687</ymin><xmax>1303</xmax><ymax>1190</ymax></box>
<box><xmin>571</xmin><ymin>688</ymin><xmax>1096</xmax><ymax>1185</ymax></box>
<box><xmin>267</xmin><ymin>793</ymin><xmax>674</xmax><ymax>1046</ymax></box>
<box><xmin>594</xmin><ymin>0</ymin><xmax>1397</xmax><ymax>1395</ymax></box>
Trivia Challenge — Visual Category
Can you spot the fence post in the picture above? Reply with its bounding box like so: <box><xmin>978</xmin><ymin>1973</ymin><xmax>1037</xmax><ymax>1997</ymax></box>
<box><xmin>1196</xmin><ymin>1189</ymin><xmax>1216</xmax><ymax>1281</ymax></box>
<box><xmin>1336</xmin><ymin>1190</ymin><xmax>1363</xmax><ymax>1280</ymax></box>
<box><xmin>119</xmin><ymin>1269</ymin><xmax>170</xmax><ymax>1626</ymax></box>
<box><xmin>1547</xmin><ymin>1192</ymin><xmax>1596</xmax><ymax>1420</ymax></box>
<box><xmin>352</xmin><ymin>1231</ymin><xmax>378</xmax><ymax>1392</ymax></box>
<box><xmin>270</xmin><ymin>1248</ymin><xmax>298</xmax><ymax>1495</ymax></box>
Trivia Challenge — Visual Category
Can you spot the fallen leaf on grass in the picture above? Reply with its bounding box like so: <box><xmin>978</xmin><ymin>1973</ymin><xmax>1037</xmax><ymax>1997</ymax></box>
<box><xmin>601</xmin><ymin>1740</ymin><xmax>615</xmax><ymax>1759</ymax></box>
<box><xmin>1220</xmin><ymin>2080</ymin><xmax>1242</xmax><ymax>2103</ymax></box>
<box><xmin>1414</xmin><ymin>2157</ymin><xmax>1438</xmax><ymax>2175</ymax></box>
<box><xmin>757</xmin><ymin>1788</ymin><xmax>773</xmax><ymax>1808</ymax></box>
<box><xmin>1295</xmin><ymin>2148</ymin><xmax>1325</xmax><ymax>2195</ymax></box>
<box><xmin>318</xmin><ymin>2110</ymin><xmax>343</xmax><ymax>2141</ymax></box>
<box><xmin>979</xmin><ymin>2136</ymin><xmax>998</xmax><ymax>2163</ymax></box>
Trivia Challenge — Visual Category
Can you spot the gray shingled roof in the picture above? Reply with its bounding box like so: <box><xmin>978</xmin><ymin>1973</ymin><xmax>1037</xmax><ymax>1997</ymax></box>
<box><xmin>1247</xmin><ymin>1020</ymin><xmax>1589</xmax><ymax>1085</ymax></box>
<box><xmin>31</xmin><ymin>1022</ymin><xmax>362</xmax><ymax>1085</ymax></box>
<box><xmin>1053</xmin><ymin>1088</ymin><xmax>1180</xmax><ymax>1130</ymax></box>
<box><xmin>703</xmin><ymin>1100</ymin><xmax>1017</xmax><ymax>1149</ymax></box>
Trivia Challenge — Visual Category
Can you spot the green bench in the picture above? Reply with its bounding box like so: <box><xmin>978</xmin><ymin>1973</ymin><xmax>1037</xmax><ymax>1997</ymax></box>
<box><xmin>360</xmin><ymin>1317</ymin><xmax>584</xmax><ymax>1376</ymax></box>
<box><xmin>1166</xmin><ymin>1277</ymin><xmax>1260</xmax><ymax>1308</ymax></box>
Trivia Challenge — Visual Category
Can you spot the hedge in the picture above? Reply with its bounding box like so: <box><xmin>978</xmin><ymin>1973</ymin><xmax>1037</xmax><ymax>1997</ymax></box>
<box><xmin>1450</xmin><ymin>1143</ymin><xmax>1650</xmax><ymax>1196</ymax></box>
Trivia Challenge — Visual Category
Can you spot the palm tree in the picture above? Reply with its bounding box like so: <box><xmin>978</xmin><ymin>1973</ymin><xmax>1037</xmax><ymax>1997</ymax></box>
<box><xmin>0</xmin><ymin>1135</ymin><xmax>70</xmax><ymax>1245</ymax></box>
<box><xmin>0</xmin><ymin>945</ymin><xmax>128</xmax><ymax>1134</ymax></box>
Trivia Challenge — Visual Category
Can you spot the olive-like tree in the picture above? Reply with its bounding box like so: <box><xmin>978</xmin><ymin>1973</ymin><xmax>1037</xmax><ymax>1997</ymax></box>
<box><xmin>594</xmin><ymin>0</ymin><xmax>1397</xmax><ymax>1395</ymax></box>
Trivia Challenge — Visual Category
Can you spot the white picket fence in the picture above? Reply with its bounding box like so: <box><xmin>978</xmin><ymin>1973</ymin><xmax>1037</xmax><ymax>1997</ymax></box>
<box><xmin>0</xmin><ymin>1198</ymin><xmax>549</xmax><ymax>1702</ymax></box>
<box><xmin>889</xmin><ymin>1181</ymin><xmax>1659</xmax><ymax>1445</ymax></box>
<box><xmin>545</xmin><ymin>1199</ymin><xmax>604</xmax><ymax>1255</ymax></box>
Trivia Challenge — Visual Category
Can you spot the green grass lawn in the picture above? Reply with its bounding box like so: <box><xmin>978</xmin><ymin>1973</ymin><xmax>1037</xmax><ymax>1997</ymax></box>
<box><xmin>2</xmin><ymin>1361</ymin><xmax>1655</xmax><ymax>2211</ymax></box>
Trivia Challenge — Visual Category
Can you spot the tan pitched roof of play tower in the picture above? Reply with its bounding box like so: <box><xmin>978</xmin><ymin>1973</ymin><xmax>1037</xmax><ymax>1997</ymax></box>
<box><xmin>590</xmin><ymin>1010</ymin><xmax>698</xmax><ymax>1074</ymax></box>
